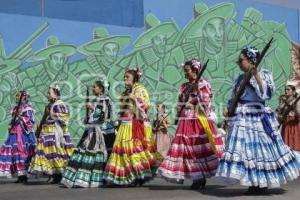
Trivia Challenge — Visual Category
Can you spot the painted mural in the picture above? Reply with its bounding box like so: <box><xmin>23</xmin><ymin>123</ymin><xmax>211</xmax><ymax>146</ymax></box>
<box><xmin>0</xmin><ymin>2</ymin><xmax>295</xmax><ymax>140</ymax></box>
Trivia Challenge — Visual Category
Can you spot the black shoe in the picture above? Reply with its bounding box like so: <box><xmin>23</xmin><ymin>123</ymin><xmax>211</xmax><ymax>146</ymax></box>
<box><xmin>102</xmin><ymin>180</ymin><xmax>107</xmax><ymax>188</ymax></box>
<box><xmin>191</xmin><ymin>178</ymin><xmax>206</xmax><ymax>190</ymax></box>
<box><xmin>50</xmin><ymin>179</ymin><xmax>61</xmax><ymax>184</ymax></box>
<box><xmin>15</xmin><ymin>175</ymin><xmax>27</xmax><ymax>184</ymax></box>
<box><xmin>47</xmin><ymin>176</ymin><xmax>53</xmax><ymax>183</ymax></box>
<box><xmin>50</xmin><ymin>174</ymin><xmax>62</xmax><ymax>184</ymax></box>
<box><xmin>245</xmin><ymin>186</ymin><xmax>259</xmax><ymax>195</ymax></box>
<box><xmin>22</xmin><ymin>176</ymin><xmax>28</xmax><ymax>184</ymax></box>
<box><xmin>258</xmin><ymin>187</ymin><xmax>268</xmax><ymax>194</ymax></box>
<box><xmin>130</xmin><ymin>180</ymin><xmax>138</xmax><ymax>187</ymax></box>
<box><xmin>199</xmin><ymin>178</ymin><xmax>206</xmax><ymax>189</ymax></box>
<box><xmin>138</xmin><ymin>179</ymin><xmax>145</xmax><ymax>187</ymax></box>
<box><xmin>14</xmin><ymin>177</ymin><xmax>22</xmax><ymax>183</ymax></box>
<box><xmin>245</xmin><ymin>186</ymin><xmax>268</xmax><ymax>195</ymax></box>
<box><xmin>191</xmin><ymin>181</ymin><xmax>201</xmax><ymax>190</ymax></box>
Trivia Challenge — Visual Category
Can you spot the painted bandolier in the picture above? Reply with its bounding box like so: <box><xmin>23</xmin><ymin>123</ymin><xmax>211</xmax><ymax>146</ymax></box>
<box><xmin>29</xmin><ymin>86</ymin><xmax>74</xmax><ymax>184</ymax></box>
<box><xmin>157</xmin><ymin>59</ymin><xmax>223</xmax><ymax>189</ymax></box>
<box><xmin>216</xmin><ymin>46</ymin><xmax>300</xmax><ymax>193</ymax></box>
<box><xmin>0</xmin><ymin>91</ymin><xmax>36</xmax><ymax>183</ymax></box>
<box><xmin>61</xmin><ymin>81</ymin><xmax>115</xmax><ymax>188</ymax></box>
<box><xmin>104</xmin><ymin>68</ymin><xmax>161</xmax><ymax>186</ymax></box>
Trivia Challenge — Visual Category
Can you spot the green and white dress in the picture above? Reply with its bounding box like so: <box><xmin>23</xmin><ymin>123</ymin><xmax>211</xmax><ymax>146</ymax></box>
<box><xmin>61</xmin><ymin>95</ymin><xmax>115</xmax><ymax>188</ymax></box>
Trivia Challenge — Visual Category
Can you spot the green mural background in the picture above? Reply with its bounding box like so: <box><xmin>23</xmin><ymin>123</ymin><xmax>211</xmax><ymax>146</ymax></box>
<box><xmin>0</xmin><ymin>2</ymin><xmax>293</xmax><ymax>141</ymax></box>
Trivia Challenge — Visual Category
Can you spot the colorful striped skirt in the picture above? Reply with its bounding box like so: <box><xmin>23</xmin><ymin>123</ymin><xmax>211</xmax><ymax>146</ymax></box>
<box><xmin>157</xmin><ymin>117</ymin><xmax>223</xmax><ymax>183</ymax></box>
<box><xmin>0</xmin><ymin>132</ymin><xmax>36</xmax><ymax>177</ymax></box>
<box><xmin>61</xmin><ymin>125</ymin><xmax>108</xmax><ymax>188</ymax></box>
<box><xmin>104</xmin><ymin>119</ymin><xmax>161</xmax><ymax>185</ymax></box>
<box><xmin>216</xmin><ymin>109</ymin><xmax>300</xmax><ymax>188</ymax></box>
<box><xmin>29</xmin><ymin>125</ymin><xmax>74</xmax><ymax>175</ymax></box>
<box><xmin>61</xmin><ymin>149</ymin><xmax>106</xmax><ymax>188</ymax></box>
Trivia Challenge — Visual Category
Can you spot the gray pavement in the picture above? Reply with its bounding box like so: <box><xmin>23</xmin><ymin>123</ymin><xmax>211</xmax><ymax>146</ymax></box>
<box><xmin>0</xmin><ymin>177</ymin><xmax>299</xmax><ymax>200</ymax></box>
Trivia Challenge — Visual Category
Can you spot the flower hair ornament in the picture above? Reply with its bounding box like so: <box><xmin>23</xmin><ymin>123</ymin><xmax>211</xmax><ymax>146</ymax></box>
<box><xmin>19</xmin><ymin>90</ymin><xmax>29</xmax><ymax>98</ymax></box>
<box><xmin>50</xmin><ymin>84</ymin><xmax>61</xmax><ymax>96</ymax></box>
<box><xmin>136</xmin><ymin>68</ymin><xmax>143</xmax><ymax>76</ymax></box>
<box><xmin>243</xmin><ymin>46</ymin><xmax>259</xmax><ymax>64</ymax></box>
<box><xmin>103</xmin><ymin>79</ymin><xmax>110</xmax><ymax>94</ymax></box>
<box><xmin>130</xmin><ymin>67</ymin><xmax>142</xmax><ymax>76</ymax></box>
<box><xmin>125</xmin><ymin>67</ymin><xmax>143</xmax><ymax>81</ymax></box>
<box><xmin>51</xmin><ymin>84</ymin><xmax>60</xmax><ymax>91</ymax></box>
<box><xmin>191</xmin><ymin>59</ymin><xmax>201</xmax><ymax>70</ymax></box>
<box><xmin>19</xmin><ymin>90</ymin><xmax>30</xmax><ymax>103</ymax></box>
<box><xmin>181</xmin><ymin>59</ymin><xmax>201</xmax><ymax>70</ymax></box>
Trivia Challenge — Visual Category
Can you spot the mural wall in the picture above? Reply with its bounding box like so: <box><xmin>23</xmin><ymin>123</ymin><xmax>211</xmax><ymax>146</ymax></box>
<box><xmin>0</xmin><ymin>0</ymin><xmax>298</xmax><ymax>141</ymax></box>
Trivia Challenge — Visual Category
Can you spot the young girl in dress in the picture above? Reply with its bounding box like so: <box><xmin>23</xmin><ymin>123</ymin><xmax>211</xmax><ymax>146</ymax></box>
<box><xmin>152</xmin><ymin>102</ymin><xmax>172</xmax><ymax>158</ymax></box>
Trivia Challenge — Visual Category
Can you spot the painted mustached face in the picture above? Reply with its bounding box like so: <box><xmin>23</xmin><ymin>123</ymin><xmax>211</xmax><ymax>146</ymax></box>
<box><xmin>204</xmin><ymin>17</ymin><xmax>224</xmax><ymax>49</ymax></box>
<box><xmin>49</xmin><ymin>52</ymin><xmax>66</xmax><ymax>68</ymax></box>
<box><xmin>103</xmin><ymin>42</ymin><xmax>119</xmax><ymax>64</ymax></box>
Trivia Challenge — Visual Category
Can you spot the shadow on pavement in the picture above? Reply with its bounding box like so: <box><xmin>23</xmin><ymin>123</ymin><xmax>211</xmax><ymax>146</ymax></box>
<box><xmin>198</xmin><ymin>187</ymin><xmax>286</xmax><ymax>197</ymax></box>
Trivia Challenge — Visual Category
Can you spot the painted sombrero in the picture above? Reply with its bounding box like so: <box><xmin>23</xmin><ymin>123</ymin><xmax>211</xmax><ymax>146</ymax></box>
<box><xmin>134</xmin><ymin>13</ymin><xmax>180</xmax><ymax>49</ymax></box>
<box><xmin>0</xmin><ymin>34</ymin><xmax>21</xmax><ymax>73</ymax></box>
<box><xmin>29</xmin><ymin>36</ymin><xmax>76</xmax><ymax>61</ymax></box>
<box><xmin>181</xmin><ymin>2</ymin><xmax>235</xmax><ymax>40</ymax></box>
<box><xmin>0</xmin><ymin>59</ymin><xmax>21</xmax><ymax>73</ymax></box>
<box><xmin>78</xmin><ymin>27</ymin><xmax>131</xmax><ymax>56</ymax></box>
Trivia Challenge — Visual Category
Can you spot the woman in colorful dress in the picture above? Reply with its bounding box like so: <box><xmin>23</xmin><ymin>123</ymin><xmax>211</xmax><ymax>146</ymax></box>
<box><xmin>279</xmin><ymin>82</ymin><xmax>300</xmax><ymax>152</ymax></box>
<box><xmin>29</xmin><ymin>85</ymin><xmax>74</xmax><ymax>184</ymax></box>
<box><xmin>152</xmin><ymin>102</ymin><xmax>172</xmax><ymax>158</ymax></box>
<box><xmin>216</xmin><ymin>47</ymin><xmax>300</xmax><ymax>194</ymax></box>
<box><xmin>157</xmin><ymin>59</ymin><xmax>224</xmax><ymax>189</ymax></box>
<box><xmin>0</xmin><ymin>90</ymin><xmax>36</xmax><ymax>183</ymax></box>
<box><xmin>61</xmin><ymin>80</ymin><xmax>115</xmax><ymax>188</ymax></box>
<box><xmin>104</xmin><ymin>68</ymin><xmax>161</xmax><ymax>186</ymax></box>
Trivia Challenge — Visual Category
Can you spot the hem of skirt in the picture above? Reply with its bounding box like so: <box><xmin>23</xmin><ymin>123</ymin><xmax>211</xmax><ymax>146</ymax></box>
<box><xmin>0</xmin><ymin>171</ymin><xmax>27</xmax><ymax>178</ymax></box>
<box><xmin>61</xmin><ymin>178</ymin><xmax>103</xmax><ymax>188</ymax></box>
<box><xmin>157</xmin><ymin>169</ymin><xmax>215</xmax><ymax>183</ymax></box>
<box><xmin>29</xmin><ymin>167</ymin><xmax>64</xmax><ymax>175</ymax></box>
<box><xmin>104</xmin><ymin>174</ymin><xmax>154</xmax><ymax>185</ymax></box>
<box><xmin>215</xmin><ymin>173</ymin><xmax>297</xmax><ymax>188</ymax></box>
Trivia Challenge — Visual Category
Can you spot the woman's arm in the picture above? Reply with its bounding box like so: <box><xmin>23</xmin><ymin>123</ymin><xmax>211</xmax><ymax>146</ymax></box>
<box><xmin>249</xmin><ymin>69</ymin><xmax>275</xmax><ymax>100</ymax></box>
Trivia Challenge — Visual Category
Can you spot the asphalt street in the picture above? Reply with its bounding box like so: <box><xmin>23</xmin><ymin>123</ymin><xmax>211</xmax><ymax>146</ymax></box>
<box><xmin>0</xmin><ymin>176</ymin><xmax>299</xmax><ymax>200</ymax></box>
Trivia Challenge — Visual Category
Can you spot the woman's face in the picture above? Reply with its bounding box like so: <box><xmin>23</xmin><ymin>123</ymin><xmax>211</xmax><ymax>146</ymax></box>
<box><xmin>285</xmin><ymin>86</ymin><xmax>295</xmax><ymax>96</ymax></box>
<box><xmin>47</xmin><ymin>88</ymin><xmax>57</xmax><ymax>101</ymax></box>
<box><xmin>156</xmin><ymin>104</ymin><xmax>164</xmax><ymax>113</ymax></box>
<box><xmin>92</xmin><ymin>84</ymin><xmax>103</xmax><ymax>96</ymax></box>
<box><xmin>124</xmin><ymin>72</ymin><xmax>134</xmax><ymax>86</ymax></box>
<box><xmin>15</xmin><ymin>92</ymin><xmax>25</xmax><ymax>103</ymax></box>
<box><xmin>183</xmin><ymin>65</ymin><xmax>197</xmax><ymax>81</ymax></box>
<box><xmin>237</xmin><ymin>53</ymin><xmax>251</xmax><ymax>72</ymax></box>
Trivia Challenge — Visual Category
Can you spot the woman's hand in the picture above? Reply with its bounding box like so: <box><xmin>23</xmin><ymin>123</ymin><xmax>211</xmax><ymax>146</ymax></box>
<box><xmin>129</xmin><ymin>93</ymin><xmax>136</xmax><ymax>100</ymax></box>
<box><xmin>223</xmin><ymin>107</ymin><xmax>229</xmax><ymax>118</ymax></box>
<box><xmin>44</xmin><ymin>106</ymin><xmax>50</xmax><ymax>116</ymax></box>
<box><xmin>250</xmin><ymin>64</ymin><xmax>264</xmax><ymax>94</ymax></box>
<box><xmin>86</xmin><ymin>103</ymin><xmax>94</xmax><ymax>110</ymax></box>
<box><xmin>249</xmin><ymin>64</ymin><xmax>258</xmax><ymax>75</ymax></box>
<box><xmin>16</xmin><ymin>112</ymin><xmax>22</xmax><ymax>119</ymax></box>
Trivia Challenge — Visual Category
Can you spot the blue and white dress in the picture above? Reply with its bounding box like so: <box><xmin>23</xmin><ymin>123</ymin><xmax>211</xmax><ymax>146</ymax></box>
<box><xmin>216</xmin><ymin>69</ymin><xmax>300</xmax><ymax>188</ymax></box>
